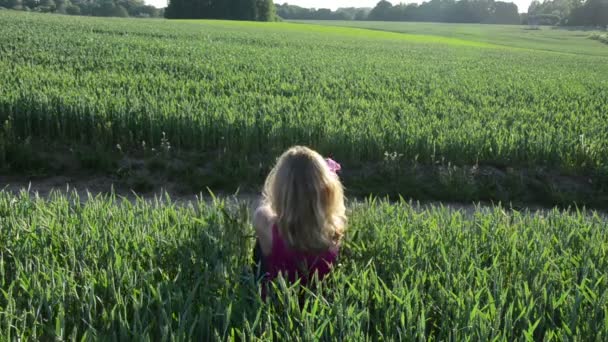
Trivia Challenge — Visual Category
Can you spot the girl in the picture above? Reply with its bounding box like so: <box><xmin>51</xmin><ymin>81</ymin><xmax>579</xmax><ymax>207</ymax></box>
<box><xmin>252</xmin><ymin>146</ymin><xmax>346</xmax><ymax>290</ymax></box>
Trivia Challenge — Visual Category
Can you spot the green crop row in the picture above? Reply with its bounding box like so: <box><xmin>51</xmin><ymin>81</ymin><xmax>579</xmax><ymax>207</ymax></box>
<box><xmin>299</xmin><ymin>20</ymin><xmax>608</xmax><ymax>56</ymax></box>
<box><xmin>1</xmin><ymin>191</ymin><xmax>607</xmax><ymax>339</ymax></box>
<box><xmin>1</xmin><ymin>13</ymin><xmax>607</xmax><ymax>170</ymax></box>
<box><xmin>0</xmin><ymin>12</ymin><xmax>607</xmax><ymax>204</ymax></box>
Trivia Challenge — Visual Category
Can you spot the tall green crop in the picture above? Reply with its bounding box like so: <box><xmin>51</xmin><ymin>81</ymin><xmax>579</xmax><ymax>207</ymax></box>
<box><xmin>0</xmin><ymin>12</ymin><xmax>607</xmax><ymax>206</ymax></box>
<box><xmin>0</xmin><ymin>12</ymin><xmax>607</xmax><ymax>174</ymax></box>
<box><xmin>1</xmin><ymin>191</ymin><xmax>607</xmax><ymax>339</ymax></box>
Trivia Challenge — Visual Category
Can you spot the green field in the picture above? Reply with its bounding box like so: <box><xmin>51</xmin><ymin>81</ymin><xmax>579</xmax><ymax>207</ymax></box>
<box><xmin>1</xmin><ymin>12</ymin><xmax>607</xmax><ymax>205</ymax></box>
<box><xmin>2</xmin><ymin>12</ymin><xmax>608</xmax><ymax>339</ymax></box>
<box><xmin>2</xmin><ymin>191</ymin><xmax>607</xmax><ymax>339</ymax></box>
<box><xmin>296</xmin><ymin>20</ymin><xmax>608</xmax><ymax>56</ymax></box>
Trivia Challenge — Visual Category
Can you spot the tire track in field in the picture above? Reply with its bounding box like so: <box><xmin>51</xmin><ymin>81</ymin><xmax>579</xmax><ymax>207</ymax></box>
<box><xmin>2</xmin><ymin>175</ymin><xmax>606</xmax><ymax>220</ymax></box>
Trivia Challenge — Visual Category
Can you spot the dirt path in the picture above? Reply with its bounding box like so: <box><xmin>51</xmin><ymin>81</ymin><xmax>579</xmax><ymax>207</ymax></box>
<box><xmin>2</xmin><ymin>175</ymin><xmax>606</xmax><ymax>220</ymax></box>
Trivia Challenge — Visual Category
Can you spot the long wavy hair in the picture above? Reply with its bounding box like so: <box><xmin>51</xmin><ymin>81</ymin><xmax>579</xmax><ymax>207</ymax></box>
<box><xmin>262</xmin><ymin>146</ymin><xmax>347</xmax><ymax>252</ymax></box>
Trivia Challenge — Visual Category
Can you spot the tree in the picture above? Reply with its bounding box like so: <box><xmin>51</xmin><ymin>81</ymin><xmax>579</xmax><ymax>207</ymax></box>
<box><xmin>55</xmin><ymin>0</ymin><xmax>71</xmax><ymax>13</ymax></box>
<box><xmin>529</xmin><ymin>0</ymin><xmax>584</xmax><ymax>23</ymax></box>
<box><xmin>21</xmin><ymin>0</ymin><xmax>37</xmax><ymax>9</ymax></box>
<box><xmin>41</xmin><ymin>0</ymin><xmax>55</xmax><ymax>8</ymax></box>
<box><xmin>354</xmin><ymin>8</ymin><xmax>371</xmax><ymax>20</ymax></box>
<box><xmin>38</xmin><ymin>0</ymin><xmax>56</xmax><ymax>11</ymax></box>
<box><xmin>132</xmin><ymin>4</ymin><xmax>158</xmax><ymax>17</ymax></box>
<box><xmin>584</xmin><ymin>0</ymin><xmax>608</xmax><ymax>26</ymax></box>
<box><xmin>255</xmin><ymin>0</ymin><xmax>274</xmax><ymax>20</ymax></box>
<box><xmin>275</xmin><ymin>4</ymin><xmax>371</xmax><ymax>20</ymax></box>
<box><xmin>7</xmin><ymin>0</ymin><xmax>162</xmax><ymax>16</ymax></box>
<box><xmin>93</xmin><ymin>0</ymin><xmax>128</xmax><ymax>17</ymax></box>
<box><xmin>446</xmin><ymin>0</ymin><xmax>482</xmax><ymax>23</ymax></box>
<box><xmin>164</xmin><ymin>0</ymin><xmax>183</xmax><ymax>18</ymax></box>
<box><xmin>528</xmin><ymin>0</ymin><xmax>541</xmax><ymax>14</ymax></box>
<box><xmin>489</xmin><ymin>1</ymin><xmax>520</xmax><ymax>24</ymax></box>
<box><xmin>336</xmin><ymin>7</ymin><xmax>364</xmax><ymax>20</ymax></box>
<box><xmin>6</xmin><ymin>0</ymin><xmax>22</xmax><ymax>9</ymax></box>
<box><xmin>368</xmin><ymin>0</ymin><xmax>394</xmax><ymax>20</ymax></box>
<box><xmin>66</xmin><ymin>2</ymin><xmax>80</xmax><ymax>13</ymax></box>
<box><xmin>116</xmin><ymin>0</ymin><xmax>144</xmax><ymax>15</ymax></box>
<box><xmin>315</xmin><ymin>8</ymin><xmax>332</xmax><ymax>20</ymax></box>
<box><xmin>414</xmin><ymin>0</ymin><xmax>446</xmax><ymax>22</ymax></box>
<box><xmin>113</xmin><ymin>3</ymin><xmax>127</xmax><ymax>16</ymax></box>
<box><xmin>166</xmin><ymin>0</ymin><xmax>274</xmax><ymax>20</ymax></box>
<box><xmin>233</xmin><ymin>0</ymin><xmax>256</xmax><ymax>20</ymax></box>
<box><xmin>276</xmin><ymin>3</ymin><xmax>310</xmax><ymax>19</ymax></box>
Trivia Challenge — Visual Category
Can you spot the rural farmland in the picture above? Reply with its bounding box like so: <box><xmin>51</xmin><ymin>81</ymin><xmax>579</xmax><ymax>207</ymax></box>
<box><xmin>1</xmin><ymin>10</ymin><xmax>607</xmax><ymax>340</ymax></box>
<box><xmin>1</xmin><ymin>12</ymin><xmax>608</xmax><ymax>204</ymax></box>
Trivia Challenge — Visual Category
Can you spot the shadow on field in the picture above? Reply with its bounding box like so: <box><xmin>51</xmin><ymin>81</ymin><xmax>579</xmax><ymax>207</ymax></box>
<box><xmin>2</xmin><ymin>126</ymin><xmax>608</xmax><ymax>211</ymax></box>
<box><xmin>89</xmin><ymin>199</ymin><xmax>265</xmax><ymax>340</ymax></box>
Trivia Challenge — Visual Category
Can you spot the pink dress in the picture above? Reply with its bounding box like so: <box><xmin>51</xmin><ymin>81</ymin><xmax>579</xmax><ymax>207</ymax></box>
<box><xmin>263</xmin><ymin>224</ymin><xmax>339</xmax><ymax>286</ymax></box>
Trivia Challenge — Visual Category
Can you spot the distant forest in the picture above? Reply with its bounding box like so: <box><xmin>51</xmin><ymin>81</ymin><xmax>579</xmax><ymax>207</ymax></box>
<box><xmin>278</xmin><ymin>0</ymin><xmax>608</xmax><ymax>26</ymax></box>
<box><xmin>1</xmin><ymin>0</ymin><xmax>606</xmax><ymax>26</ymax></box>
<box><xmin>0</xmin><ymin>0</ymin><xmax>162</xmax><ymax>17</ymax></box>
<box><xmin>165</xmin><ymin>0</ymin><xmax>276</xmax><ymax>20</ymax></box>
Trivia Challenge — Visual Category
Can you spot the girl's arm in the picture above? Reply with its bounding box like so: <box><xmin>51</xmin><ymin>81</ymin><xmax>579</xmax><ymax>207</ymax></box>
<box><xmin>253</xmin><ymin>205</ymin><xmax>275</xmax><ymax>256</ymax></box>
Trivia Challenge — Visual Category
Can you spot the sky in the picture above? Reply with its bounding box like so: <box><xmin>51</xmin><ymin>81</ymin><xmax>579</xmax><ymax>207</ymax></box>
<box><xmin>146</xmin><ymin>0</ymin><xmax>533</xmax><ymax>14</ymax></box>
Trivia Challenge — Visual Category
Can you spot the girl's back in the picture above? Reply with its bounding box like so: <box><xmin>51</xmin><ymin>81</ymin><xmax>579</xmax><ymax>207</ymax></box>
<box><xmin>265</xmin><ymin>223</ymin><xmax>338</xmax><ymax>284</ymax></box>
<box><xmin>252</xmin><ymin>146</ymin><xmax>346</xmax><ymax>291</ymax></box>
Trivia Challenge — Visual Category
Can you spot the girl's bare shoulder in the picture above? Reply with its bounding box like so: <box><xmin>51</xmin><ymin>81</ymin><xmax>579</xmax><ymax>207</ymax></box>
<box><xmin>254</xmin><ymin>205</ymin><xmax>275</xmax><ymax>227</ymax></box>
<box><xmin>253</xmin><ymin>205</ymin><xmax>276</xmax><ymax>255</ymax></box>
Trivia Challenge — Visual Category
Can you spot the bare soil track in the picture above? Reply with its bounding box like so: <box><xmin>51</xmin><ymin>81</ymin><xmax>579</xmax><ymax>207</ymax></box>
<box><xmin>2</xmin><ymin>175</ymin><xmax>606</xmax><ymax>220</ymax></box>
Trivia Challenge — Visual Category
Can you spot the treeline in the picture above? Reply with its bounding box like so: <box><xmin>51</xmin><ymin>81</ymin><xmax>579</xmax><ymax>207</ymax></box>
<box><xmin>278</xmin><ymin>0</ymin><xmax>520</xmax><ymax>24</ymax></box>
<box><xmin>367</xmin><ymin>0</ymin><xmax>519</xmax><ymax>23</ymax></box>
<box><xmin>278</xmin><ymin>0</ymin><xmax>608</xmax><ymax>26</ymax></box>
<box><xmin>526</xmin><ymin>0</ymin><xmax>608</xmax><ymax>26</ymax></box>
<box><xmin>276</xmin><ymin>4</ymin><xmax>371</xmax><ymax>20</ymax></box>
<box><xmin>165</xmin><ymin>0</ymin><xmax>276</xmax><ymax>20</ymax></box>
<box><xmin>0</xmin><ymin>0</ymin><xmax>161</xmax><ymax>17</ymax></box>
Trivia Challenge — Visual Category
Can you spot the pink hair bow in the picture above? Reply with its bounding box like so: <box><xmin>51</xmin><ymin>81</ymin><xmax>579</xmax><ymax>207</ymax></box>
<box><xmin>325</xmin><ymin>158</ymin><xmax>341</xmax><ymax>174</ymax></box>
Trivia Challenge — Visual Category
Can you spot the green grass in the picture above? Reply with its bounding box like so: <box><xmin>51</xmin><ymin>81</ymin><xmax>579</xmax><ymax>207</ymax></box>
<box><xmin>1</xmin><ymin>190</ymin><xmax>607</xmax><ymax>339</ymax></box>
<box><xmin>296</xmin><ymin>20</ymin><xmax>608</xmax><ymax>56</ymax></box>
<box><xmin>201</xmin><ymin>19</ymin><xmax>500</xmax><ymax>47</ymax></box>
<box><xmin>0</xmin><ymin>12</ymin><xmax>607</xmax><ymax>205</ymax></box>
